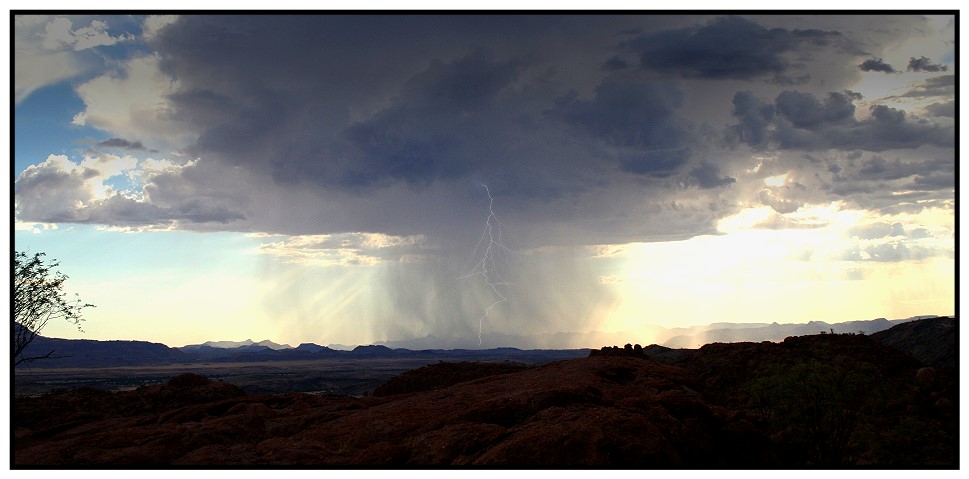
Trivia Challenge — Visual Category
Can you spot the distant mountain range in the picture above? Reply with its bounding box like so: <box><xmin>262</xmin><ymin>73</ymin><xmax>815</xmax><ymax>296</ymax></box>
<box><xmin>15</xmin><ymin>333</ymin><xmax>587</xmax><ymax>369</ymax></box>
<box><xmin>180</xmin><ymin>339</ymin><xmax>293</xmax><ymax>350</ymax></box>
<box><xmin>657</xmin><ymin>316</ymin><xmax>930</xmax><ymax>348</ymax></box>
<box><xmin>375</xmin><ymin>315</ymin><xmax>935</xmax><ymax>350</ymax></box>
<box><xmin>14</xmin><ymin>315</ymin><xmax>943</xmax><ymax>369</ymax></box>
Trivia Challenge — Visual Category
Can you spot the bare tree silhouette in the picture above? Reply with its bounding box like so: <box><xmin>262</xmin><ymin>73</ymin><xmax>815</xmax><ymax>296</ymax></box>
<box><xmin>13</xmin><ymin>251</ymin><xmax>93</xmax><ymax>366</ymax></box>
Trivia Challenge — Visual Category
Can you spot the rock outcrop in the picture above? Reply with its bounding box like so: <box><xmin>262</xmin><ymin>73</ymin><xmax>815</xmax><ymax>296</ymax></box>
<box><xmin>373</xmin><ymin>361</ymin><xmax>530</xmax><ymax>396</ymax></box>
<box><xmin>870</xmin><ymin>315</ymin><xmax>956</xmax><ymax>370</ymax></box>
<box><xmin>14</xmin><ymin>321</ymin><xmax>957</xmax><ymax>467</ymax></box>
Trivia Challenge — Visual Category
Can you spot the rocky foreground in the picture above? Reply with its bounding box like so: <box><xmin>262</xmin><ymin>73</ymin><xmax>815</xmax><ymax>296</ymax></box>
<box><xmin>14</xmin><ymin>320</ymin><xmax>957</xmax><ymax>467</ymax></box>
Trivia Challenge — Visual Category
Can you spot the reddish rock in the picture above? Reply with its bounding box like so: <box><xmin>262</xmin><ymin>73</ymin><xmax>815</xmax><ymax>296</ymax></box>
<box><xmin>915</xmin><ymin>367</ymin><xmax>939</xmax><ymax>391</ymax></box>
<box><xmin>13</xmin><ymin>334</ymin><xmax>957</xmax><ymax>467</ymax></box>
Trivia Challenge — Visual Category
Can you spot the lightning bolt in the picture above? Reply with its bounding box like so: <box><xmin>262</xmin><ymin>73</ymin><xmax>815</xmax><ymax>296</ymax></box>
<box><xmin>460</xmin><ymin>183</ymin><xmax>518</xmax><ymax>346</ymax></box>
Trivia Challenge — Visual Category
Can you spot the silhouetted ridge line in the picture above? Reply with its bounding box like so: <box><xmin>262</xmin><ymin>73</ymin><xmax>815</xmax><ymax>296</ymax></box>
<box><xmin>14</xmin><ymin>318</ymin><xmax>956</xmax><ymax>466</ymax></box>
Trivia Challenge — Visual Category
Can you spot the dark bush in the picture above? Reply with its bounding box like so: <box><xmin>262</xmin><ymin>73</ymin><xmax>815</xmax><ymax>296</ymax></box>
<box><xmin>746</xmin><ymin>356</ymin><xmax>880</xmax><ymax>465</ymax></box>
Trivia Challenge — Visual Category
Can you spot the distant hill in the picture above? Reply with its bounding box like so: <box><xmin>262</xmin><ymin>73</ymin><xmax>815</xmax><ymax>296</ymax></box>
<box><xmin>17</xmin><ymin>335</ymin><xmax>188</xmax><ymax>368</ymax></box>
<box><xmin>180</xmin><ymin>339</ymin><xmax>293</xmax><ymax>350</ymax></box>
<box><xmin>660</xmin><ymin>317</ymin><xmax>918</xmax><ymax>348</ymax></box>
<box><xmin>295</xmin><ymin>343</ymin><xmax>332</xmax><ymax>353</ymax></box>
<box><xmin>351</xmin><ymin>345</ymin><xmax>399</xmax><ymax>356</ymax></box>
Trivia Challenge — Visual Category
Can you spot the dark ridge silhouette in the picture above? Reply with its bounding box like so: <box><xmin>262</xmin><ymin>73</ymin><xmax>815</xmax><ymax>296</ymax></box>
<box><xmin>350</xmin><ymin>344</ymin><xmax>398</xmax><ymax>356</ymax></box>
<box><xmin>588</xmin><ymin>343</ymin><xmax>649</xmax><ymax>358</ymax></box>
<box><xmin>589</xmin><ymin>343</ymin><xmax>696</xmax><ymax>364</ymax></box>
<box><xmin>641</xmin><ymin>344</ymin><xmax>694</xmax><ymax>364</ymax></box>
<box><xmin>870</xmin><ymin>315</ymin><xmax>956</xmax><ymax>370</ymax></box>
<box><xmin>17</xmin><ymin>316</ymin><xmax>933</xmax><ymax>370</ymax></box>
<box><xmin>15</xmin><ymin>335</ymin><xmax>188</xmax><ymax>368</ymax></box>
<box><xmin>14</xmin><ymin>335</ymin><xmax>587</xmax><ymax>369</ymax></box>
<box><xmin>13</xmin><ymin>317</ymin><xmax>956</xmax><ymax>467</ymax></box>
<box><xmin>295</xmin><ymin>343</ymin><xmax>332</xmax><ymax>353</ymax></box>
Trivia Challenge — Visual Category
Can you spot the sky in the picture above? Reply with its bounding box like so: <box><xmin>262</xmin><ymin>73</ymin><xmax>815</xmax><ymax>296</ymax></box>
<box><xmin>9</xmin><ymin>13</ymin><xmax>957</xmax><ymax>349</ymax></box>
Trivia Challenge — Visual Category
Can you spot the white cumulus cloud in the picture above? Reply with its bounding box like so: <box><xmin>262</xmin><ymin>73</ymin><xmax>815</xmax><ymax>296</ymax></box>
<box><xmin>14</xmin><ymin>15</ymin><xmax>136</xmax><ymax>104</ymax></box>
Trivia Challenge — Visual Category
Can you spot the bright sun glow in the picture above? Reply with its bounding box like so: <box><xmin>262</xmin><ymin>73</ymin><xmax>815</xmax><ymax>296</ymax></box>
<box><xmin>764</xmin><ymin>173</ymin><xmax>788</xmax><ymax>187</ymax></box>
<box><xmin>595</xmin><ymin>200</ymin><xmax>954</xmax><ymax>340</ymax></box>
<box><xmin>716</xmin><ymin>206</ymin><xmax>775</xmax><ymax>233</ymax></box>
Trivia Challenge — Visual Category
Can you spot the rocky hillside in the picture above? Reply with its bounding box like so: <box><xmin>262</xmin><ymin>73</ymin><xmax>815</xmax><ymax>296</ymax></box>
<box><xmin>373</xmin><ymin>361</ymin><xmax>531</xmax><ymax>396</ymax></box>
<box><xmin>870</xmin><ymin>315</ymin><xmax>956</xmax><ymax>370</ymax></box>
<box><xmin>14</xmin><ymin>319</ymin><xmax>956</xmax><ymax>467</ymax></box>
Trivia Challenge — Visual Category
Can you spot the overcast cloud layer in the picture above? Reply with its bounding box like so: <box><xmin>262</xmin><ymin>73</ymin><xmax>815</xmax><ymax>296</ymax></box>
<box><xmin>14</xmin><ymin>14</ymin><xmax>955</xmax><ymax>345</ymax></box>
<box><xmin>15</xmin><ymin>15</ymin><xmax>953</xmax><ymax>241</ymax></box>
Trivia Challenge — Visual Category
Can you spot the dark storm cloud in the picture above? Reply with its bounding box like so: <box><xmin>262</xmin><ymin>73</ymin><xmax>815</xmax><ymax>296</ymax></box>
<box><xmin>150</xmin><ymin>16</ymin><xmax>706</xmax><ymax>199</ymax></box>
<box><xmin>618</xmin><ymin>149</ymin><xmax>691</xmax><ymax>178</ymax></box>
<box><xmin>907</xmin><ymin>56</ymin><xmax>948</xmax><ymax>72</ymax></box>
<box><xmin>100</xmin><ymin>14</ymin><xmax>751</xmax><ymax>250</ymax></box>
<box><xmin>925</xmin><ymin>100</ymin><xmax>954</xmax><ymax>117</ymax></box>
<box><xmin>822</xmin><ymin>153</ymin><xmax>954</xmax><ymax>214</ymax></box>
<box><xmin>729</xmin><ymin>90</ymin><xmax>953</xmax><ymax>152</ymax></box>
<box><xmin>911</xmin><ymin>171</ymin><xmax>955</xmax><ymax>190</ymax></box>
<box><xmin>396</xmin><ymin>51</ymin><xmax>522</xmax><ymax>113</ymax></box>
<box><xmin>96</xmin><ymin>137</ymin><xmax>148</xmax><ymax>151</ymax></box>
<box><xmin>150</xmin><ymin>15</ymin><xmax>646</xmax><ymax>173</ymax></box>
<box><xmin>857</xmin><ymin>155</ymin><xmax>921</xmax><ymax>181</ymax></box>
<box><xmin>892</xmin><ymin>75</ymin><xmax>954</xmax><ymax>99</ymax></box>
<box><xmin>554</xmin><ymin>79</ymin><xmax>686</xmax><ymax>148</ymax></box>
<box><xmin>79</xmin><ymin>195</ymin><xmax>244</xmax><ymax>227</ymax></box>
<box><xmin>846</xmin><ymin>105</ymin><xmax>953</xmax><ymax>151</ymax></box>
<box><xmin>336</xmin><ymin>51</ymin><xmax>523</xmax><ymax>187</ymax></box>
<box><xmin>858</xmin><ymin>58</ymin><xmax>897</xmax><ymax>73</ymax></box>
<box><xmin>627</xmin><ymin>16</ymin><xmax>841</xmax><ymax>79</ymax></box>
<box><xmin>689</xmin><ymin>162</ymin><xmax>735</xmax><ymax>189</ymax></box>
<box><xmin>150</xmin><ymin>16</ymin><xmax>454</xmax><ymax>180</ymax></box>
<box><xmin>19</xmin><ymin>15</ymin><xmax>951</xmax><ymax>249</ymax></box>
<box><xmin>600</xmin><ymin>56</ymin><xmax>629</xmax><ymax>71</ymax></box>
<box><xmin>767</xmin><ymin>73</ymin><xmax>812</xmax><ymax>86</ymax></box>
<box><xmin>553</xmin><ymin>78</ymin><xmax>698</xmax><ymax>179</ymax></box>
<box><xmin>775</xmin><ymin>91</ymin><xmax>855</xmax><ymax>129</ymax></box>
<box><xmin>139</xmin><ymin>160</ymin><xmax>251</xmax><ymax>226</ymax></box>
<box><xmin>729</xmin><ymin>91</ymin><xmax>775</xmax><ymax>149</ymax></box>
<box><xmin>853</xmin><ymin>155</ymin><xmax>952</xmax><ymax>185</ymax></box>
